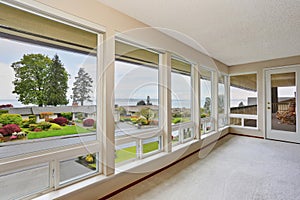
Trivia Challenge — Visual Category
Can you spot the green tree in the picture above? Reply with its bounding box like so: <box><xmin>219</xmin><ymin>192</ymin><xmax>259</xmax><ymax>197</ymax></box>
<box><xmin>45</xmin><ymin>54</ymin><xmax>69</xmax><ymax>106</ymax></box>
<box><xmin>11</xmin><ymin>54</ymin><xmax>69</xmax><ymax>107</ymax></box>
<box><xmin>11</xmin><ymin>54</ymin><xmax>52</xmax><ymax>107</ymax></box>
<box><xmin>72</xmin><ymin>68</ymin><xmax>93</xmax><ymax>106</ymax></box>
<box><xmin>140</xmin><ymin>107</ymin><xmax>155</xmax><ymax>120</ymax></box>
<box><xmin>203</xmin><ymin>97</ymin><xmax>211</xmax><ymax>114</ymax></box>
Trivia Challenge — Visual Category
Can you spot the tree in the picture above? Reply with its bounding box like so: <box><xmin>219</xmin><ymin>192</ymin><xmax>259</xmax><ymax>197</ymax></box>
<box><xmin>140</xmin><ymin>107</ymin><xmax>155</xmax><ymax>120</ymax></box>
<box><xmin>203</xmin><ymin>97</ymin><xmax>211</xmax><ymax>114</ymax></box>
<box><xmin>11</xmin><ymin>54</ymin><xmax>69</xmax><ymax>107</ymax></box>
<box><xmin>45</xmin><ymin>54</ymin><xmax>69</xmax><ymax>106</ymax></box>
<box><xmin>238</xmin><ymin>101</ymin><xmax>244</xmax><ymax>107</ymax></box>
<box><xmin>11</xmin><ymin>54</ymin><xmax>52</xmax><ymax>107</ymax></box>
<box><xmin>72</xmin><ymin>68</ymin><xmax>93</xmax><ymax>106</ymax></box>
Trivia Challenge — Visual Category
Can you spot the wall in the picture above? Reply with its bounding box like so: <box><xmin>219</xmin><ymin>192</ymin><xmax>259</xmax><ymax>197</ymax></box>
<box><xmin>229</xmin><ymin>55</ymin><xmax>300</xmax><ymax>138</ymax></box>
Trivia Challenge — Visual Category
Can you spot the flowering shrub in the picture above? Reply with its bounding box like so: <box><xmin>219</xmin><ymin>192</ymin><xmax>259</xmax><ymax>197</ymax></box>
<box><xmin>50</xmin><ymin>123</ymin><xmax>62</xmax><ymax>130</ymax></box>
<box><xmin>0</xmin><ymin>124</ymin><xmax>21</xmax><ymax>136</ymax></box>
<box><xmin>0</xmin><ymin>104</ymin><xmax>13</xmax><ymax>109</ymax></box>
<box><xmin>29</xmin><ymin>124</ymin><xmax>38</xmax><ymax>131</ymax></box>
<box><xmin>38</xmin><ymin>122</ymin><xmax>52</xmax><ymax>130</ymax></box>
<box><xmin>0</xmin><ymin>114</ymin><xmax>22</xmax><ymax>125</ymax></box>
<box><xmin>34</xmin><ymin>128</ymin><xmax>42</xmax><ymax>132</ymax></box>
<box><xmin>83</xmin><ymin>118</ymin><xmax>94</xmax><ymax>127</ymax></box>
<box><xmin>53</xmin><ymin>117</ymin><xmax>68</xmax><ymax>126</ymax></box>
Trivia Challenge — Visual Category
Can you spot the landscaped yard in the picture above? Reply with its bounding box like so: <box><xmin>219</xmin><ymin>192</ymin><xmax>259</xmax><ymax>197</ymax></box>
<box><xmin>27</xmin><ymin>125</ymin><xmax>91</xmax><ymax>139</ymax></box>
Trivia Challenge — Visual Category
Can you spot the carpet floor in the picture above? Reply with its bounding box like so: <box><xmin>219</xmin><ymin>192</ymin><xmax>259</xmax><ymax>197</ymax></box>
<box><xmin>109</xmin><ymin>135</ymin><xmax>300</xmax><ymax>200</ymax></box>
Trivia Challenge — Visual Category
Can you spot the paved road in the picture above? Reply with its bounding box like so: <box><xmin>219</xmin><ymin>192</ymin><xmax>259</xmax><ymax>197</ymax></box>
<box><xmin>0</xmin><ymin>123</ymin><xmax>158</xmax><ymax>159</ymax></box>
<box><xmin>0</xmin><ymin>133</ymin><xmax>96</xmax><ymax>159</ymax></box>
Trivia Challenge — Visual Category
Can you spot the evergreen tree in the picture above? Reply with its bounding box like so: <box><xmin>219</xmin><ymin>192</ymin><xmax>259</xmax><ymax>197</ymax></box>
<box><xmin>45</xmin><ymin>54</ymin><xmax>69</xmax><ymax>106</ymax></box>
<box><xmin>72</xmin><ymin>68</ymin><xmax>93</xmax><ymax>106</ymax></box>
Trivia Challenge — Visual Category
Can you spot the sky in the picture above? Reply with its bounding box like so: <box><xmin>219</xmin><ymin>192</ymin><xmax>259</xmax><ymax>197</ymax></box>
<box><xmin>0</xmin><ymin>37</ymin><xmax>97</xmax><ymax>107</ymax></box>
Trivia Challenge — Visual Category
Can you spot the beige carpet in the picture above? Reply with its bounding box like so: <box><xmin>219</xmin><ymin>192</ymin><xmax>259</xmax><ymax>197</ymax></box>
<box><xmin>109</xmin><ymin>135</ymin><xmax>300</xmax><ymax>200</ymax></box>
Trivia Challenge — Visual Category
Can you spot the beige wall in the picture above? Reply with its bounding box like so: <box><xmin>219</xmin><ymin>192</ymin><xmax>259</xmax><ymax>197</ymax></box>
<box><xmin>229</xmin><ymin>55</ymin><xmax>300</xmax><ymax>137</ymax></box>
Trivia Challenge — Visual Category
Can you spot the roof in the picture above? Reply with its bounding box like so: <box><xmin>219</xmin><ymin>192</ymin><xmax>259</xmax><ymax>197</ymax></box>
<box><xmin>9</xmin><ymin>105</ymin><xmax>96</xmax><ymax>115</ymax></box>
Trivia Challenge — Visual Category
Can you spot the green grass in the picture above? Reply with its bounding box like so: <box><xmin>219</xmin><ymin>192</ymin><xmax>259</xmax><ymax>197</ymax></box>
<box><xmin>115</xmin><ymin>141</ymin><xmax>159</xmax><ymax>163</ymax></box>
<box><xmin>172</xmin><ymin>117</ymin><xmax>191</xmax><ymax>124</ymax></box>
<box><xmin>27</xmin><ymin>125</ymin><xmax>91</xmax><ymax>139</ymax></box>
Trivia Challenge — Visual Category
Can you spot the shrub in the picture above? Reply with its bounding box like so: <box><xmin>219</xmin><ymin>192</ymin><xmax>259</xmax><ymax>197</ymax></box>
<box><xmin>172</xmin><ymin>118</ymin><xmax>182</xmax><ymax>124</ymax></box>
<box><xmin>0</xmin><ymin>114</ymin><xmax>22</xmax><ymax>125</ymax></box>
<box><xmin>136</xmin><ymin>117</ymin><xmax>149</xmax><ymax>125</ymax></box>
<box><xmin>0</xmin><ymin>110</ymin><xmax>8</xmax><ymax>115</ymax></box>
<box><xmin>34</xmin><ymin>128</ymin><xmax>42</xmax><ymax>132</ymax></box>
<box><xmin>53</xmin><ymin>117</ymin><xmax>68</xmax><ymax>126</ymax></box>
<box><xmin>29</xmin><ymin>124</ymin><xmax>38</xmax><ymax>131</ymax></box>
<box><xmin>28</xmin><ymin>115</ymin><xmax>37</xmax><ymax>124</ymax></box>
<box><xmin>60</xmin><ymin>112</ymin><xmax>72</xmax><ymax>120</ymax></box>
<box><xmin>40</xmin><ymin>112</ymin><xmax>54</xmax><ymax>119</ymax></box>
<box><xmin>50</xmin><ymin>123</ymin><xmax>62</xmax><ymax>130</ymax></box>
<box><xmin>38</xmin><ymin>121</ymin><xmax>52</xmax><ymax>130</ymax></box>
<box><xmin>21</xmin><ymin>119</ymin><xmax>31</xmax><ymax>128</ymax></box>
<box><xmin>83</xmin><ymin>118</ymin><xmax>94</xmax><ymax>127</ymax></box>
<box><xmin>0</xmin><ymin>124</ymin><xmax>21</xmax><ymax>136</ymax></box>
<box><xmin>45</xmin><ymin>118</ymin><xmax>54</xmax><ymax>123</ymax></box>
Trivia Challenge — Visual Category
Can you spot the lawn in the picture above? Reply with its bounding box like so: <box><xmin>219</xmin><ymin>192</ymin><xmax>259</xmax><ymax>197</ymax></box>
<box><xmin>27</xmin><ymin>125</ymin><xmax>91</xmax><ymax>139</ymax></box>
<box><xmin>115</xmin><ymin>141</ymin><xmax>159</xmax><ymax>163</ymax></box>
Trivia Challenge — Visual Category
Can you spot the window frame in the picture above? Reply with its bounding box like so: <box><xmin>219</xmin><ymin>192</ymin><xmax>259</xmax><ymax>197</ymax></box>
<box><xmin>0</xmin><ymin>1</ymin><xmax>104</xmax><ymax>197</ymax></box>
<box><xmin>229</xmin><ymin>72</ymin><xmax>258</xmax><ymax>129</ymax></box>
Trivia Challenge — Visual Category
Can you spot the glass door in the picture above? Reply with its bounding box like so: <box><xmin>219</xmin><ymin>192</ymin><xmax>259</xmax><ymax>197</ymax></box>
<box><xmin>266</xmin><ymin>66</ymin><xmax>300</xmax><ymax>143</ymax></box>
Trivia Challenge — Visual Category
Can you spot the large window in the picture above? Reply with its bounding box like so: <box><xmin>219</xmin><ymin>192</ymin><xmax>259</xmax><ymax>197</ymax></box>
<box><xmin>114</xmin><ymin>41</ymin><xmax>161</xmax><ymax>164</ymax></box>
<box><xmin>200</xmin><ymin>68</ymin><xmax>214</xmax><ymax>135</ymax></box>
<box><xmin>0</xmin><ymin>3</ymin><xmax>99</xmax><ymax>198</ymax></box>
<box><xmin>230</xmin><ymin>73</ymin><xmax>257</xmax><ymax>127</ymax></box>
<box><xmin>171</xmin><ymin>58</ymin><xmax>193</xmax><ymax>145</ymax></box>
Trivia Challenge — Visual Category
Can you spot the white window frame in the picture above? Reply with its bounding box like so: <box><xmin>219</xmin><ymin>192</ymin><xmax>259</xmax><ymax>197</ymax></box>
<box><xmin>229</xmin><ymin>72</ymin><xmax>258</xmax><ymax>129</ymax></box>
<box><xmin>0</xmin><ymin>1</ymin><xmax>104</xmax><ymax>198</ymax></box>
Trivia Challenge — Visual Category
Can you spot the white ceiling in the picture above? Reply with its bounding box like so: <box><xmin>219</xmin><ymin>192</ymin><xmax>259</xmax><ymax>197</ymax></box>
<box><xmin>98</xmin><ymin>0</ymin><xmax>300</xmax><ymax>66</ymax></box>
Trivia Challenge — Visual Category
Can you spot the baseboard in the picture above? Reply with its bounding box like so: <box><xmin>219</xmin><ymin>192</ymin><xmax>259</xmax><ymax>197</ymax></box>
<box><xmin>229</xmin><ymin>132</ymin><xmax>264</xmax><ymax>139</ymax></box>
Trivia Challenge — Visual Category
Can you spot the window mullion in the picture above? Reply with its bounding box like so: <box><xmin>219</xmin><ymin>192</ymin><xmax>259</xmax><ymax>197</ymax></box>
<box><xmin>159</xmin><ymin>52</ymin><xmax>172</xmax><ymax>153</ymax></box>
<box><xmin>192</xmin><ymin>65</ymin><xmax>200</xmax><ymax>140</ymax></box>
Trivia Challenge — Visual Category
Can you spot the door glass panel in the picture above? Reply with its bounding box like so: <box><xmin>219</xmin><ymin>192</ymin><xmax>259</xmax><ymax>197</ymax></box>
<box><xmin>271</xmin><ymin>72</ymin><xmax>296</xmax><ymax>132</ymax></box>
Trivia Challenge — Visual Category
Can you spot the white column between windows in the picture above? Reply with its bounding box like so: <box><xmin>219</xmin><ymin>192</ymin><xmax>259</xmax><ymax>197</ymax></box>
<box><xmin>159</xmin><ymin>52</ymin><xmax>172</xmax><ymax>153</ymax></box>
<box><xmin>100</xmin><ymin>30</ymin><xmax>115</xmax><ymax>175</ymax></box>
<box><xmin>192</xmin><ymin>65</ymin><xmax>200</xmax><ymax>140</ymax></box>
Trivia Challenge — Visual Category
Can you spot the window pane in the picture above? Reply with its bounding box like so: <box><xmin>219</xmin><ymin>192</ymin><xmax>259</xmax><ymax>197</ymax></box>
<box><xmin>0</xmin><ymin>163</ymin><xmax>50</xmax><ymax>199</ymax></box>
<box><xmin>142</xmin><ymin>136</ymin><xmax>160</xmax><ymax>154</ymax></box>
<box><xmin>171</xmin><ymin>60</ymin><xmax>191</xmax><ymax>125</ymax></box>
<box><xmin>60</xmin><ymin>153</ymin><xmax>98</xmax><ymax>185</ymax></box>
<box><xmin>115</xmin><ymin>142</ymin><xmax>137</xmax><ymax>164</ymax></box>
<box><xmin>114</xmin><ymin>41</ymin><xmax>159</xmax><ymax>164</ymax></box>
<box><xmin>115</xmin><ymin>61</ymin><xmax>159</xmax><ymax>134</ymax></box>
<box><xmin>230</xmin><ymin>118</ymin><xmax>242</xmax><ymax>126</ymax></box>
<box><xmin>230</xmin><ymin>74</ymin><xmax>257</xmax><ymax>115</ymax></box>
<box><xmin>0</xmin><ymin>14</ymin><xmax>97</xmax><ymax>158</ymax></box>
<box><xmin>200</xmin><ymin>69</ymin><xmax>214</xmax><ymax>134</ymax></box>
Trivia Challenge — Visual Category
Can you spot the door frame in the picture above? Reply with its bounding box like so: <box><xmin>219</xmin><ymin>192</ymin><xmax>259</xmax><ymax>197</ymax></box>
<box><xmin>265</xmin><ymin>65</ymin><xmax>300</xmax><ymax>143</ymax></box>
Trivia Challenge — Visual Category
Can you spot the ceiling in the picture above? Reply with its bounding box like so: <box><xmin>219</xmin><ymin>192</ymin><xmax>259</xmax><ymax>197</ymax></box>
<box><xmin>98</xmin><ymin>0</ymin><xmax>300</xmax><ymax>66</ymax></box>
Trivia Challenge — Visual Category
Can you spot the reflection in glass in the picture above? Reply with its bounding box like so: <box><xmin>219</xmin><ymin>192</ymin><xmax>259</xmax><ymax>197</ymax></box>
<box><xmin>271</xmin><ymin>72</ymin><xmax>296</xmax><ymax>132</ymax></box>
<box><xmin>60</xmin><ymin>153</ymin><xmax>98</xmax><ymax>184</ymax></box>
<box><xmin>200</xmin><ymin>69</ymin><xmax>214</xmax><ymax>134</ymax></box>
<box><xmin>230</xmin><ymin>74</ymin><xmax>257</xmax><ymax>115</ymax></box>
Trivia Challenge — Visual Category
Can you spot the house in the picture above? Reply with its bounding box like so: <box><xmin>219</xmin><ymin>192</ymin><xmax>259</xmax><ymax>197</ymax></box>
<box><xmin>0</xmin><ymin>1</ymin><xmax>300</xmax><ymax>200</ymax></box>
